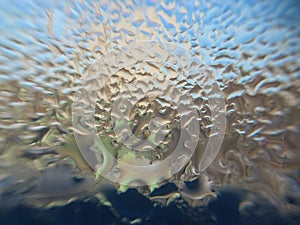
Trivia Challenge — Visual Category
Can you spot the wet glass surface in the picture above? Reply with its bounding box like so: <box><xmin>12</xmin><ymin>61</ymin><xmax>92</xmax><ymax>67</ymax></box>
<box><xmin>0</xmin><ymin>0</ymin><xmax>299</xmax><ymax>224</ymax></box>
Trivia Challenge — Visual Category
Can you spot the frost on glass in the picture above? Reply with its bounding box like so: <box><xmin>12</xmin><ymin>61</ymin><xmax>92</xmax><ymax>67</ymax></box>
<box><xmin>0</xmin><ymin>0</ymin><xmax>299</xmax><ymax>223</ymax></box>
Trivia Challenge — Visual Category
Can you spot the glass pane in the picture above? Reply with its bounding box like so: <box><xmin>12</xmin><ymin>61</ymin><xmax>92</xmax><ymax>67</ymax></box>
<box><xmin>0</xmin><ymin>0</ymin><xmax>299</xmax><ymax>224</ymax></box>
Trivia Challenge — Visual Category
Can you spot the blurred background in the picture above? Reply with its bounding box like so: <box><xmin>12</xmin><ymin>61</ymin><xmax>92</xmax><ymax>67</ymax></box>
<box><xmin>0</xmin><ymin>0</ymin><xmax>299</xmax><ymax>224</ymax></box>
